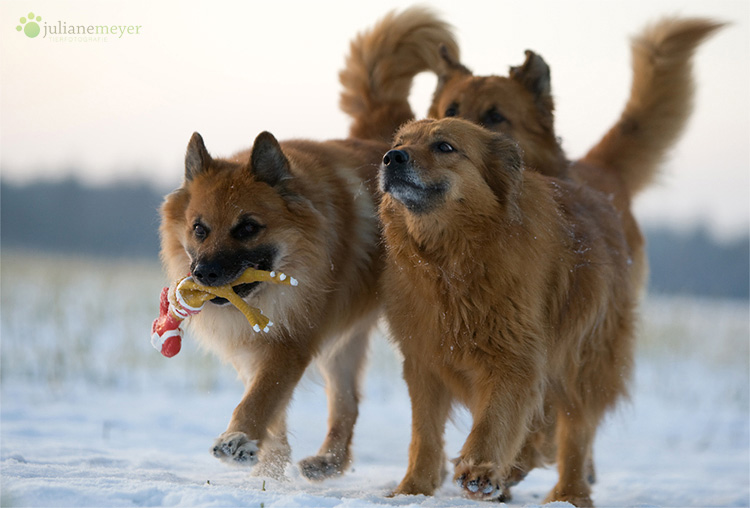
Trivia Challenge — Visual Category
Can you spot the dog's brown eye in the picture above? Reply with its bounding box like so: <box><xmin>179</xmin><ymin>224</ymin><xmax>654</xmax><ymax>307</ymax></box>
<box><xmin>193</xmin><ymin>223</ymin><xmax>208</xmax><ymax>241</ymax></box>
<box><xmin>436</xmin><ymin>142</ymin><xmax>455</xmax><ymax>153</ymax></box>
<box><xmin>444</xmin><ymin>103</ymin><xmax>458</xmax><ymax>117</ymax></box>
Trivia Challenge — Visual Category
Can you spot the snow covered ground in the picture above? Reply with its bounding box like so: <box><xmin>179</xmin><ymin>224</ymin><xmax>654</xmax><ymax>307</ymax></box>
<box><xmin>1</xmin><ymin>253</ymin><xmax>748</xmax><ymax>507</ymax></box>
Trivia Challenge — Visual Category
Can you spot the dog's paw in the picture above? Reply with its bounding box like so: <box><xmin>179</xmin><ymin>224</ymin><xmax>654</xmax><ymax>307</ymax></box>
<box><xmin>211</xmin><ymin>432</ymin><xmax>259</xmax><ymax>466</ymax></box>
<box><xmin>544</xmin><ymin>482</ymin><xmax>594</xmax><ymax>507</ymax></box>
<box><xmin>453</xmin><ymin>459</ymin><xmax>505</xmax><ymax>501</ymax></box>
<box><xmin>298</xmin><ymin>453</ymin><xmax>347</xmax><ymax>481</ymax></box>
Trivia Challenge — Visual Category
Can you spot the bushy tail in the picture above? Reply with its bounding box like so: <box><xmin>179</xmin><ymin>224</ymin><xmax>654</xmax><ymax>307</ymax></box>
<box><xmin>339</xmin><ymin>7</ymin><xmax>459</xmax><ymax>143</ymax></box>
<box><xmin>582</xmin><ymin>17</ymin><xmax>725</xmax><ymax>196</ymax></box>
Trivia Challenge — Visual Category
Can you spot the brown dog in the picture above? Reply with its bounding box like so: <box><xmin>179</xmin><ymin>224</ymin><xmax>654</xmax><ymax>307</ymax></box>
<box><xmin>157</xmin><ymin>7</ymin><xmax>456</xmax><ymax>482</ymax></box>
<box><xmin>379</xmin><ymin>117</ymin><xmax>642</xmax><ymax>506</ymax></box>
<box><xmin>418</xmin><ymin>17</ymin><xmax>723</xmax><ymax>504</ymax></box>
<box><xmin>160</xmin><ymin>133</ymin><xmax>385</xmax><ymax>479</ymax></box>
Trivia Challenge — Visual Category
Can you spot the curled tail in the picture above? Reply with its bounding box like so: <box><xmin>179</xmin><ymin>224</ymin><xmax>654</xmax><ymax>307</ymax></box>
<box><xmin>583</xmin><ymin>17</ymin><xmax>725</xmax><ymax>196</ymax></box>
<box><xmin>339</xmin><ymin>7</ymin><xmax>459</xmax><ymax>143</ymax></box>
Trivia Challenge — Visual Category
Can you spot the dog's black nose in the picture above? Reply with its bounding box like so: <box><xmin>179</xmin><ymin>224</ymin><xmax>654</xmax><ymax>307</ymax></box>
<box><xmin>383</xmin><ymin>149</ymin><xmax>409</xmax><ymax>167</ymax></box>
<box><xmin>192</xmin><ymin>262</ymin><xmax>224</xmax><ymax>286</ymax></box>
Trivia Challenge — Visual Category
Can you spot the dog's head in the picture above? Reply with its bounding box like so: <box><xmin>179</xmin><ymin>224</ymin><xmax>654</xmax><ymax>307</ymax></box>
<box><xmin>160</xmin><ymin>131</ymin><xmax>306</xmax><ymax>304</ymax></box>
<box><xmin>428</xmin><ymin>48</ymin><xmax>565</xmax><ymax>177</ymax></box>
<box><xmin>380</xmin><ymin>117</ymin><xmax>523</xmax><ymax>233</ymax></box>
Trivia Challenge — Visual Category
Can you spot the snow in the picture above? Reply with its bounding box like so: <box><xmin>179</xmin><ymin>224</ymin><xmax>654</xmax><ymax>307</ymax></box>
<box><xmin>1</xmin><ymin>253</ymin><xmax>748</xmax><ymax>507</ymax></box>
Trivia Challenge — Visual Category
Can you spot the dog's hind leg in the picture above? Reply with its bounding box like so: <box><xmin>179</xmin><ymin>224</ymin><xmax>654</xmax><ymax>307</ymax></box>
<box><xmin>298</xmin><ymin>317</ymin><xmax>374</xmax><ymax>481</ymax></box>
<box><xmin>502</xmin><ymin>405</ymin><xmax>557</xmax><ymax>501</ymax></box>
<box><xmin>544</xmin><ymin>406</ymin><xmax>597</xmax><ymax>507</ymax></box>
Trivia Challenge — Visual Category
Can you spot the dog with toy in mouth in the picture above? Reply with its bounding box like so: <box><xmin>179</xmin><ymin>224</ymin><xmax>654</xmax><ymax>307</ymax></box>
<box><xmin>159</xmin><ymin>132</ymin><xmax>385</xmax><ymax>480</ymax></box>
<box><xmin>157</xmin><ymin>6</ymin><xmax>457</xmax><ymax>482</ymax></box>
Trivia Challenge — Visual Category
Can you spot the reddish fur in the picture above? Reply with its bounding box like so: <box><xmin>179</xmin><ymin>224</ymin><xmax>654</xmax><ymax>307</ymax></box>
<box><xmin>158</xmin><ymin>9</ymin><xmax>451</xmax><ymax>479</ymax></box>
<box><xmin>160</xmin><ymin>137</ymin><xmax>388</xmax><ymax>478</ymax></box>
<box><xmin>430</xmin><ymin>71</ymin><xmax>568</xmax><ymax>178</ymax></box>
<box><xmin>380</xmin><ymin>118</ymin><xmax>639</xmax><ymax>506</ymax></box>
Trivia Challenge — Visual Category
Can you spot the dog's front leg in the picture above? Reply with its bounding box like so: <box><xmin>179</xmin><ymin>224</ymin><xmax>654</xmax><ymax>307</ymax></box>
<box><xmin>212</xmin><ymin>340</ymin><xmax>312</xmax><ymax>469</ymax></box>
<box><xmin>391</xmin><ymin>358</ymin><xmax>452</xmax><ymax>497</ymax></box>
<box><xmin>454</xmin><ymin>366</ymin><xmax>543</xmax><ymax>501</ymax></box>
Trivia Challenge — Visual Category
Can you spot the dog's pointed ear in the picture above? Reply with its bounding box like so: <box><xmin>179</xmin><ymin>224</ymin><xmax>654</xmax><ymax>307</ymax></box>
<box><xmin>185</xmin><ymin>132</ymin><xmax>212</xmax><ymax>181</ymax></box>
<box><xmin>429</xmin><ymin>45</ymin><xmax>472</xmax><ymax>118</ymax></box>
<box><xmin>510</xmin><ymin>50</ymin><xmax>551</xmax><ymax>102</ymax></box>
<box><xmin>249</xmin><ymin>131</ymin><xmax>292</xmax><ymax>188</ymax></box>
<box><xmin>439</xmin><ymin>44</ymin><xmax>472</xmax><ymax>77</ymax></box>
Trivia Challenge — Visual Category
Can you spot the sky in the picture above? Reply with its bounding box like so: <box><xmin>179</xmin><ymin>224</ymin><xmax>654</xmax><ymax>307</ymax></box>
<box><xmin>0</xmin><ymin>0</ymin><xmax>748</xmax><ymax>239</ymax></box>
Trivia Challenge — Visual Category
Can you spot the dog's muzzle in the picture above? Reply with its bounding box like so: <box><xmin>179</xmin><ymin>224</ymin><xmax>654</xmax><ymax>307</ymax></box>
<box><xmin>380</xmin><ymin>149</ymin><xmax>447</xmax><ymax>214</ymax></box>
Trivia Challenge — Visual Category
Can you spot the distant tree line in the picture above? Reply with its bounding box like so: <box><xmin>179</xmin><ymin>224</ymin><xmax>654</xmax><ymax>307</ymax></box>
<box><xmin>1</xmin><ymin>178</ymin><xmax>748</xmax><ymax>299</ymax></box>
<box><xmin>1</xmin><ymin>178</ymin><xmax>163</xmax><ymax>258</ymax></box>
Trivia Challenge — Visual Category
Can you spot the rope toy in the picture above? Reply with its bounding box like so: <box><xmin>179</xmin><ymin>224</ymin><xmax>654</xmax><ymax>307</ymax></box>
<box><xmin>151</xmin><ymin>268</ymin><xmax>298</xmax><ymax>358</ymax></box>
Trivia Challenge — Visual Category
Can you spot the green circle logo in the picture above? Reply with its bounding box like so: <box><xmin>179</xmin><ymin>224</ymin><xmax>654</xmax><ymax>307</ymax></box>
<box><xmin>16</xmin><ymin>12</ymin><xmax>42</xmax><ymax>38</ymax></box>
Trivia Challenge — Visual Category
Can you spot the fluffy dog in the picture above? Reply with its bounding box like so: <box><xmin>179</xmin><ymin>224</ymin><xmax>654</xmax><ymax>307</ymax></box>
<box><xmin>379</xmin><ymin>117</ymin><xmax>642</xmax><ymax>506</ymax></box>
<box><xmin>157</xmin><ymin>7</ymin><xmax>456</xmax><ymax>481</ymax></box>
<box><xmin>341</xmin><ymin>12</ymin><xmax>722</xmax><ymax>505</ymax></box>
<box><xmin>160</xmin><ymin>133</ymin><xmax>385</xmax><ymax>480</ymax></box>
